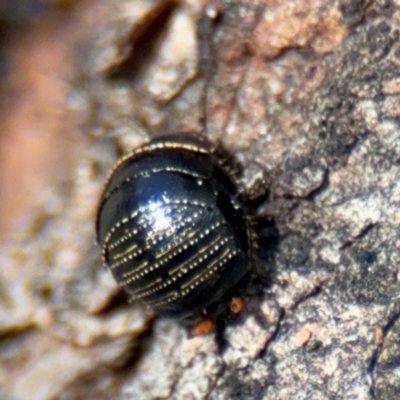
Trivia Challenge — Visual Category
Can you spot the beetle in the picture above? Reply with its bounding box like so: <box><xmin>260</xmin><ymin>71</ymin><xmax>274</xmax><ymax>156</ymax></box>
<box><xmin>96</xmin><ymin>133</ymin><xmax>253</xmax><ymax>328</ymax></box>
<box><xmin>94</xmin><ymin>4</ymin><xmax>274</xmax><ymax>333</ymax></box>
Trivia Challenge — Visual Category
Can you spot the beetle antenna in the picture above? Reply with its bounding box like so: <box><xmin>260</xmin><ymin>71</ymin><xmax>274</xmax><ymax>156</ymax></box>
<box><xmin>197</xmin><ymin>3</ymin><xmax>221</xmax><ymax>135</ymax></box>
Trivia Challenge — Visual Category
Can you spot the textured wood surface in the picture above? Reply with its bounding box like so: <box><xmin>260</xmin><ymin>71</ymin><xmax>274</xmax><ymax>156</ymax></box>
<box><xmin>1</xmin><ymin>0</ymin><xmax>400</xmax><ymax>399</ymax></box>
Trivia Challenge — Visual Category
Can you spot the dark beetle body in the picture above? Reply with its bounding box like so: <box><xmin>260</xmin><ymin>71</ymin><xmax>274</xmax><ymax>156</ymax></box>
<box><xmin>96</xmin><ymin>133</ymin><xmax>250</xmax><ymax>322</ymax></box>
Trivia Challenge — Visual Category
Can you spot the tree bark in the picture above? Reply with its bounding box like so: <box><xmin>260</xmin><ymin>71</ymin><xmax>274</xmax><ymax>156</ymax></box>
<box><xmin>1</xmin><ymin>0</ymin><xmax>400</xmax><ymax>399</ymax></box>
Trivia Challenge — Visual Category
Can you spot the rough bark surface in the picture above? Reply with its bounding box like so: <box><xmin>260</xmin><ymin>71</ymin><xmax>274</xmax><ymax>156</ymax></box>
<box><xmin>1</xmin><ymin>0</ymin><xmax>400</xmax><ymax>399</ymax></box>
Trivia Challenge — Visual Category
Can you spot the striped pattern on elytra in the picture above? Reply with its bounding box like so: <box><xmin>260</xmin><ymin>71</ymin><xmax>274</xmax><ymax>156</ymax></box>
<box><xmin>96</xmin><ymin>134</ymin><xmax>251</xmax><ymax>320</ymax></box>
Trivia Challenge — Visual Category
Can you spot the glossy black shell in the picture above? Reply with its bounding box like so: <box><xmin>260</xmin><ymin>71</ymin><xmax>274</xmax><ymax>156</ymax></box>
<box><xmin>96</xmin><ymin>134</ymin><xmax>250</xmax><ymax>321</ymax></box>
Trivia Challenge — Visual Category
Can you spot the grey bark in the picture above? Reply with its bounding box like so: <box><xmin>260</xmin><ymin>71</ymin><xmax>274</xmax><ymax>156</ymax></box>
<box><xmin>1</xmin><ymin>0</ymin><xmax>400</xmax><ymax>399</ymax></box>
